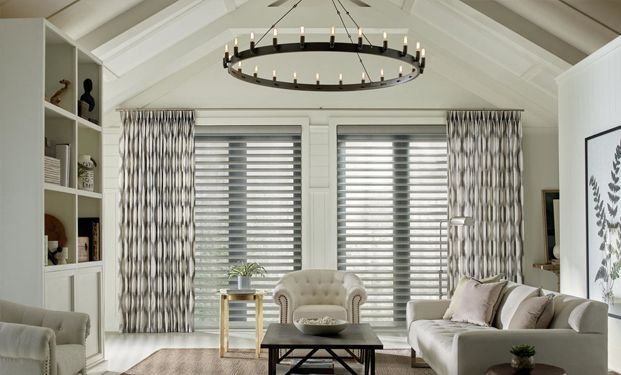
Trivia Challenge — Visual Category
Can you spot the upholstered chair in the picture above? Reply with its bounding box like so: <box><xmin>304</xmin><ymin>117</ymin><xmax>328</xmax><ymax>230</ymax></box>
<box><xmin>273</xmin><ymin>269</ymin><xmax>367</xmax><ymax>324</ymax></box>
<box><xmin>0</xmin><ymin>299</ymin><xmax>90</xmax><ymax>375</ymax></box>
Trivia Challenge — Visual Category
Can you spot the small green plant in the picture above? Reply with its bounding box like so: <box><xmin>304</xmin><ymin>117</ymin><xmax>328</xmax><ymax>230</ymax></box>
<box><xmin>227</xmin><ymin>262</ymin><xmax>267</xmax><ymax>278</ymax></box>
<box><xmin>510</xmin><ymin>344</ymin><xmax>536</xmax><ymax>358</ymax></box>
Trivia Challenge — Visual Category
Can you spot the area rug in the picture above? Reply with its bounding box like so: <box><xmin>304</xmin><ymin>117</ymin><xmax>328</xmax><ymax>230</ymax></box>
<box><xmin>122</xmin><ymin>348</ymin><xmax>436</xmax><ymax>374</ymax></box>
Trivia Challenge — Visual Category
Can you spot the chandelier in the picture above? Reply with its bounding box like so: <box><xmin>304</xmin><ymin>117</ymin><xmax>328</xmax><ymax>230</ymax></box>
<box><xmin>222</xmin><ymin>0</ymin><xmax>426</xmax><ymax>91</ymax></box>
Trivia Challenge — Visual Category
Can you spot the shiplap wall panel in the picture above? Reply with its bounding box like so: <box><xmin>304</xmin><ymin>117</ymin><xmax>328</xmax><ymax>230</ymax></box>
<box><xmin>557</xmin><ymin>36</ymin><xmax>621</xmax><ymax>372</ymax></box>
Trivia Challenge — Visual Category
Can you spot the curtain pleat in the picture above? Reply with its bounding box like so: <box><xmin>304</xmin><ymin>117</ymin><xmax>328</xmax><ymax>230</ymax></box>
<box><xmin>119</xmin><ymin>109</ymin><xmax>195</xmax><ymax>333</ymax></box>
<box><xmin>446</xmin><ymin>110</ymin><xmax>524</xmax><ymax>294</ymax></box>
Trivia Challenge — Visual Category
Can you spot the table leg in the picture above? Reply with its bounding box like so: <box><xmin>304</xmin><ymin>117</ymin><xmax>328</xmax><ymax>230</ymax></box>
<box><xmin>219</xmin><ymin>294</ymin><xmax>227</xmax><ymax>357</ymax></box>
<box><xmin>363</xmin><ymin>349</ymin><xmax>370</xmax><ymax>375</ymax></box>
<box><xmin>255</xmin><ymin>294</ymin><xmax>263</xmax><ymax>358</ymax></box>
<box><xmin>225</xmin><ymin>295</ymin><xmax>230</xmax><ymax>351</ymax></box>
<box><xmin>370</xmin><ymin>350</ymin><xmax>375</xmax><ymax>375</ymax></box>
<box><xmin>268</xmin><ymin>348</ymin><xmax>277</xmax><ymax>375</ymax></box>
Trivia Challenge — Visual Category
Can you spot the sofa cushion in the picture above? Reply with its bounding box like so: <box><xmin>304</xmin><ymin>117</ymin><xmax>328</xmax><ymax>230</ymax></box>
<box><xmin>494</xmin><ymin>282</ymin><xmax>540</xmax><ymax>329</ymax></box>
<box><xmin>508</xmin><ymin>295</ymin><xmax>554</xmax><ymax>329</ymax></box>
<box><xmin>443</xmin><ymin>274</ymin><xmax>502</xmax><ymax>320</ymax></box>
<box><xmin>292</xmin><ymin>305</ymin><xmax>347</xmax><ymax>322</ymax></box>
<box><xmin>451</xmin><ymin>279</ymin><xmax>506</xmax><ymax>326</ymax></box>
<box><xmin>409</xmin><ymin>320</ymin><xmax>496</xmax><ymax>374</ymax></box>
<box><xmin>56</xmin><ymin>344</ymin><xmax>84</xmax><ymax>375</ymax></box>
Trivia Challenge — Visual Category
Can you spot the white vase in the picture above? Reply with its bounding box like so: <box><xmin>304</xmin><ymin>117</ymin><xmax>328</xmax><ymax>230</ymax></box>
<box><xmin>238</xmin><ymin>276</ymin><xmax>251</xmax><ymax>290</ymax></box>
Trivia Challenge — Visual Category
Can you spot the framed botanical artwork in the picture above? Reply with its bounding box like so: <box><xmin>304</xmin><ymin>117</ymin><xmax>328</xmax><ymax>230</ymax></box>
<box><xmin>542</xmin><ymin>190</ymin><xmax>560</xmax><ymax>264</ymax></box>
<box><xmin>586</xmin><ymin>125</ymin><xmax>621</xmax><ymax>319</ymax></box>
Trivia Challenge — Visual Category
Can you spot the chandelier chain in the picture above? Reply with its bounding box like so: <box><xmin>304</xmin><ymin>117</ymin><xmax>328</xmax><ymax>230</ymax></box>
<box><xmin>255</xmin><ymin>0</ymin><xmax>304</xmax><ymax>46</ymax></box>
<box><xmin>336</xmin><ymin>0</ymin><xmax>373</xmax><ymax>45</ymax></box>
<box><xmin>330</xmin><ymin>0</ymin><xmax>373</xmax><ymax>82</ymax></box>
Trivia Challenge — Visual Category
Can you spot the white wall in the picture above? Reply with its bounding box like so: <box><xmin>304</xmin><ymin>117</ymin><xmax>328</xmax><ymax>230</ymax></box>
<box><xmin>557</xmin><ymin>35</ymin><xmax>621</xmax><ymax>372</ymax></box>
<box><xmin>102</xmin><ymin>108</ymin><xmax>559</xmax><ymax>330</ymax></box>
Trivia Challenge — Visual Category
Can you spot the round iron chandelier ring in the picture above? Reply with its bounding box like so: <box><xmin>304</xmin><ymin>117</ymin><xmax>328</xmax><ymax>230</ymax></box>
<box><xmin>223</xmin><ymin>41</ymin><xmax>424</xmax><ymax>92</ymax></box>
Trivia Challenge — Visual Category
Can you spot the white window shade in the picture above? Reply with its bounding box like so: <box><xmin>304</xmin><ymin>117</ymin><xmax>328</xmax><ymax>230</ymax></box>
<box><xmin>337</xmin><ymin>130</ymin><xmax>448</xmax><ymax>325</ymax></box>
<box><xmin>194</xmin><ymin>133</ymin><xmax>302</xmax><ymax>329</ymax></box>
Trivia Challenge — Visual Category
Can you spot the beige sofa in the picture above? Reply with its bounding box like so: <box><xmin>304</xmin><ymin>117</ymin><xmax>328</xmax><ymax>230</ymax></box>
<box><xmin>273</xmin><ymin>269</ymin><xmax>367</xmax><ymax>323</ymax></box>
<box><xmin>407</xmin><ymin>283</ymin><xmax>608</xmax><ymax>375</ymax></box>
<box><xmin>0</xmin><ymin>299</ymin><xmax>90</xmax><ymax>375</ymax></box>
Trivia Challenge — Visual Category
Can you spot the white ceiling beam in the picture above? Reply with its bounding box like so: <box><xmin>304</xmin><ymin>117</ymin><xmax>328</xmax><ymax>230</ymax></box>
<box><xmin>76</xmin><ymin>0</ymin><xmax>182</xmax><ymax>51</ymax></box>
<box><xmin>496</xmin><ymin>0</ymin><xmax>618</xmax><ymax>54</ymax></box>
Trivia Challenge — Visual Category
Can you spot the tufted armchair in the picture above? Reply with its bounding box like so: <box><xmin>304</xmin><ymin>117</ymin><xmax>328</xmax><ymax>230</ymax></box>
<box><xmin>273</xmin><ymin>269</ymin><xmax>367</xmax><ymax>324</ymax></box>
<box><xmin>0</xmin><ymin>299</ymin><xmax>90</xmax><ymax>375</ymax></box>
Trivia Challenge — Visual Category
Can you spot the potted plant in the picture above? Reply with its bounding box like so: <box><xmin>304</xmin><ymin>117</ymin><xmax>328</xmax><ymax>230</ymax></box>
<box><xmin>510</xmin><ymin>344</ymin><xmax>536</xmax><ymax>371</ymax></box>
<box><xmin>227</xmin><ymin>262</ymin><xmax>266</xmax><ymax>290</ymax></box>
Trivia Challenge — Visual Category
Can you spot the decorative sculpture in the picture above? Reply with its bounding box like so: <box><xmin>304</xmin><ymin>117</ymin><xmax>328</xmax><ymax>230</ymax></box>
<box><xmin>78</xmin><ymin>78</ymin><xmax>95</xmax><ymax>114</ymax></box>
<box><xmin>50</xmin><ymin>79</ymin><xmax>71</xmax><ymax>105</ymax></box>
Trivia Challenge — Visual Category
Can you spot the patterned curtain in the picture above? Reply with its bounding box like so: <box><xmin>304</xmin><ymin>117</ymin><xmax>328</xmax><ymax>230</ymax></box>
<box><xmin>446</xmin><ymin>110</ymin><xmax>524</xmax><ymax>294</ymax></box>
<box><xmin>119</xmin><ymin>110</ymin><xmax>195</xmax><ymax>333</ymax></box>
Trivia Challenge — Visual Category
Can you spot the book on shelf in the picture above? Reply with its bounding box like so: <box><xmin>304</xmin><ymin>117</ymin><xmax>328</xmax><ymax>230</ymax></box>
<box><xmin>55</xmin><ymin>144</ymin><xmax>70</xmax><ymax>187</ymax></box>
<box><xmin>44</xmin><ymin>156</ymin><xmax>61</xmax><ymax>185</ymax></box>
<box><xmin>78</xmin><ymin>217</ymin><xmax>100</xmax><ymax>261</ymax></box>
<box><xmin>78</xmin><ymin>236</ymin><xmax>89</xmax><ymax>262</ymax></box>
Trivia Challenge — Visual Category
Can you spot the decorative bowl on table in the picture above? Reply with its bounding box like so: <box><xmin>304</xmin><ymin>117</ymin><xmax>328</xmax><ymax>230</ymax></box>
<box><xmin>294</xmin><ymin>316</ymin><xmax>348</xmax><ymax>336</ymax></box>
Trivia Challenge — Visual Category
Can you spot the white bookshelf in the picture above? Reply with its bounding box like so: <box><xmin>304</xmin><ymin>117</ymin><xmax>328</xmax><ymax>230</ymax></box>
<box><xmin>0</xmin><ymin>19</ymin><xmax>104</xmax><ymax>367</ymax></box>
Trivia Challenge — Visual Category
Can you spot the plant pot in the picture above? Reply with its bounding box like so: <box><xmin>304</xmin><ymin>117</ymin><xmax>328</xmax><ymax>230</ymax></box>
<box><xmin>511</xmin><ymin>355</ymin><xmax>535</xmax><ymax>370</ymax></box>
<box><xmin>238</xmin><ymin>276</ymin><xmax>251</xmax><ymax>290</ymax></box>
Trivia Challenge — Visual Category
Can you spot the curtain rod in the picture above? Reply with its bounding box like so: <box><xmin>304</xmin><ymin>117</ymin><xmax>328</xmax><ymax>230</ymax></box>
<box><xmin>115</xmin><ymin>107</ymin><xmax>524</xmax><ymax>112</ymax></box>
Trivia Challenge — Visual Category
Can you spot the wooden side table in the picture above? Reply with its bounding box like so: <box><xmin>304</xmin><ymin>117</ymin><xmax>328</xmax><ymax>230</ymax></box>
<box><xmin>219</xmin><ymin>290</ymin><xmax>264</xmax><ymax>358</ymax></box>
<box><xmin>486</xmin><ymin>363</ymin><xmax>566</xmax><ymax>374</ymax></box>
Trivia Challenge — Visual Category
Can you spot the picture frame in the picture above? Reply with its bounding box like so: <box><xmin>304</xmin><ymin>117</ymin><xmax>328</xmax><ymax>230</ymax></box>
<box><xmin>585</xmin><ymin>124</ymin><xmax>621</xmax><ymax>320</ymax></box>
<box><xmin>541</xmin><ymin>189</ymin><xmax>560</xmax><ymax>264</ymax></box>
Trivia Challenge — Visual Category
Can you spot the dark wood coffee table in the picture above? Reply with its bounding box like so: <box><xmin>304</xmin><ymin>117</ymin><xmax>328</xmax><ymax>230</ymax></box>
<box><xmin>486</xmin><ymin>363</ymin><xmax>566</xmax><ymax>374</ymax></box>
<box><xmin>261</xmin><ymin>323</ymin><xmax>383</xmax><ymax>375</ymax></box>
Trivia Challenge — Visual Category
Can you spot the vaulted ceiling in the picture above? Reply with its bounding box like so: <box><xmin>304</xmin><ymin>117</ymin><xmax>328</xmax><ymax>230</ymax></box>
<box><xmin>1</xmin><ymin>0</ymin><xmax>620</xmax><ymax>126</ymax></box>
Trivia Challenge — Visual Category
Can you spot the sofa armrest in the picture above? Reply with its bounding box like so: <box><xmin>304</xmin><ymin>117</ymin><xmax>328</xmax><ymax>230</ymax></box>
<box><xmin>345</xmin><ymin>287</ymin><xmax>367</xmax><ymax>323</ymax></box>
<box><xmin>0</xmin><ymin>322</ymin><xmax>56</xmax><ymax>363</ymax></box>
<box><xmin>42</xmin><ymin>310</ymin><xmax>90</xmax><ymax>346</ymax></box>
<box><xmin>273</xmin><ymin>284</ymin><xmax>297</xmax><ymax>323</ymax></box>
<box><xmin>406</xmin><ymin>299</ymin><xmax>450</xmax><ymax>326</ymax></box>
<box><xmin>453</xmin><ymin>329</ymin><xmax>607</xmax><ymax>375</ymax></box>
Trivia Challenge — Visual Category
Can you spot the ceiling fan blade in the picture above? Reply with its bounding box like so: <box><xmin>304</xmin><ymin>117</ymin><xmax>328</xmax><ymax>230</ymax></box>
<box><xmin>268</xmin><ymin>0</ymin><xmax>289</xmax><ymax>7</ymax></box>
<box><xmin>349</xmin><ymin>0</ymin><xmax>370</xmax><ymax>7</ymax></box>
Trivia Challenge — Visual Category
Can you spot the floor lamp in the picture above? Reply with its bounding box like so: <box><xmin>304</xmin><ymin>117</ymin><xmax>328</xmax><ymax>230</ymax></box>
<box><xmin>438</xmin><ymin>216</ymin><xmax>474</xmax><ymax>299</ymax></box>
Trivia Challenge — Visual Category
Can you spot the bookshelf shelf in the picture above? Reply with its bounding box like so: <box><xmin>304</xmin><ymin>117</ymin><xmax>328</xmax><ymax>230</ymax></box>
<box><xmin>44</xmin><ymin>100</ymin><xmax>75</xmax><ymax>121</ymax></box>
<box><xmin>77</xmin><ymin>189</ymin><xmax>103</xmax><ymax>199</ymax></box>
<box><xmin>44</xmin><ymin>183</ymin><xmax>75</xmax><ymax>195</ymax></box>
<box><xmin>77</xmin><ymin>117</ymin><xmax>102</xmax><ymax>132</ymax></box>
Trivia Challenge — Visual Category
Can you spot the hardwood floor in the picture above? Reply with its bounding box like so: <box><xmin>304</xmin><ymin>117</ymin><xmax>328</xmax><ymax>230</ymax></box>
<box><xmin>90</xmin><ymin>329</ymin><xmax>409</xmax><ymax>374</ymax></box>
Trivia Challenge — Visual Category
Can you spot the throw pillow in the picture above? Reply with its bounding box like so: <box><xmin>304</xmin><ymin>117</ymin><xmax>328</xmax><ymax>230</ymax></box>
<box><xmin>451</xmin><ymin>279</ymin><xmax>507</xmax><ymax>327</ymax></box>
<box><xmin>508</xmin><ymin>294</ymin><xmax>554</xmax><ymax>329</ymax></box>
<box><xmin>443</xmin><ymin>274</ymin><xmax>503</xmax><ymax>320</ymax></box>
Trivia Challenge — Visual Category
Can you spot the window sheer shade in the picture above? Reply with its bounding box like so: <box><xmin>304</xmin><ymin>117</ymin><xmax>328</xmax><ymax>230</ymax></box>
<box><xmin>337</xmin><ymin>130</ymin><xmax>448</xmax><ymax>325</ymax></box>
<box><xmin>194</xmin><ymin>134</ymin><xmax>302</xmax><ymax>329</ymax></box>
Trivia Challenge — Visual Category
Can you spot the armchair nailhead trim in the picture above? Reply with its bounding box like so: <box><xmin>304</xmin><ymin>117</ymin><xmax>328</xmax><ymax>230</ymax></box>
<box><xmin>351</xmin><ymin>295</ymin><xmax>362</xmax><ymax>323</ymax></box>
<box><xmin>277</xmin><ymin>295</ymin><xmax>289</xmax><ymax>323</ymax></box>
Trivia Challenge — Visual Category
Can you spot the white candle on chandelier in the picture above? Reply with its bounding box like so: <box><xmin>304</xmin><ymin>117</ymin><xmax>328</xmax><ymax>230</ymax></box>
<box><xmin>273</xmin><ymin>70</ymin><xmax>276</xmax><ymax>78</ymax></box>
<box><xmin>250</xmin><ymin>32</ymin><xmax>255</xmax><ymax>41</ymax></box>
<box><xmin>380</xmin><ymin>68</ymin><xmax>384</xmax><ymax>80</ymax></box>
<box><xmin>293</xmin><ymin>71</ymin><xmax>297</xmax><ymax>80</ymax></box>
<box><xmin>300</xmin><ymin>26</ymin><xmax>305</xmax><ymax>35</ymax></box>
<box><xmin>416</xmin><ymin>41</ymin><xmax>420</xmax><ymax>51</ymax></box>
<box><xmin>399</xmin><ymin>65</ymin><xmax>403</xmax><ymax>77</ymax></box>
<box><xmin>237</xmin><ymin>61</ymin><xmax>242</xmax><ymax>72</ymax></box>
<box><xmin>383</xmin><ymin>32</ymin><xmax>387</xmax><ymax>41</ymax></box>
<box><xmin>273</xmin><ymin>29</ymin><xmax>278</xmax><ymax>37</ymax></box>
<box><xmin>403</xmin><ymin>35</ymin><xmax>408</xmax><ymax>45</ymax></box>
<box><xmin>234</xmin><ymin>38</ymin><xmax>238</xmax><ymax>47</ymax></box>
<box><xmin>358</xmin><ymin>28</ymin><xmax>362</xmax><ymax>38</ymax></box>
<box><xmin>331</xmin><ymin>26</ymin><xmax>335</xmax><ymax>36</ymax></box>
<box><xmin>253</xmin><ymin>65</ymin><xmax>258</xmax><ymax>78</ymax></box>
<box><xmin>339</xmin><ymin>73</ymin><xmax>343</xmax><ymax>81</ymax></box>
<box><xmin>224</xmin><ymin>44</ymin><xmax>229</xmax><ymax>53</ymax></box>
<box><xmin>316</xmin><ymin>73</ymin><xmax>320</xmax><ymax>81</ymax></box>
<box><xmin>421</xmin><ymin>48</ymin><xmax>426</xmax><ymax>58</ymax></box>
